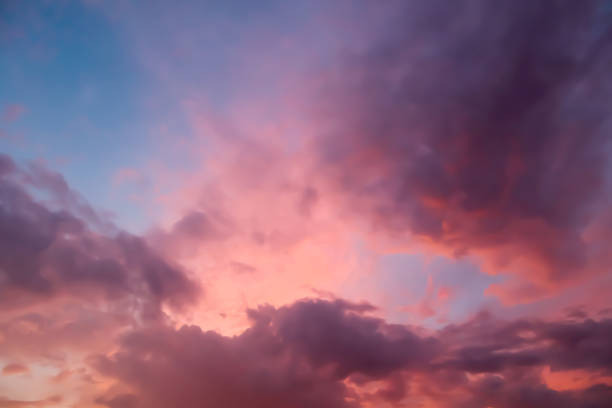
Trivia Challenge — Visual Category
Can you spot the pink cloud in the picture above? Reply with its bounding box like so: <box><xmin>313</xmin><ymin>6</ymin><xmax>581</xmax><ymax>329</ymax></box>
<box><xmin>2</xmin><ymin>363</ymin><xmax>28</xmax><ymax>376</ymax></box>
<box><xmin>112</xmin><ymin>168</ymin><xmax>146</xmax><ymax>187</ymax></box>
<box><xmin>402</xmin><ymin>275</ymin><xmax>455</xmax><ymax>321</ymax></box>
<box><xmin>1</xmin><ymin>104</ymin><xmax>26</xmax><ymax>123</ymax></box>
<box><xmin>0</xmin><ymin>396</ymin><xmax>62</xmax><ymax>407</ymax></box>
<box><xmin>2</xmin><ymin>2</ymin><xmax>611</xmax><ymax>407</ymax></box>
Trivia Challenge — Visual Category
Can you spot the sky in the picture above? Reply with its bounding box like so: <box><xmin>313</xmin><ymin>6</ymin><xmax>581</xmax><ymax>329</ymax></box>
<box><xmin>1</xmin><ymin>1</ymin><xmax>612</xmax><ymax>407</ymax></box>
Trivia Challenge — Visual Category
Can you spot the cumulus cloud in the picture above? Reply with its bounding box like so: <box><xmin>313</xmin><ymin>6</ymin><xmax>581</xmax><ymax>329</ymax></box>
<box><xmin>93</xmin><ymin>298</ymin><xmax>612</xmax><ymax>408</ymax></box>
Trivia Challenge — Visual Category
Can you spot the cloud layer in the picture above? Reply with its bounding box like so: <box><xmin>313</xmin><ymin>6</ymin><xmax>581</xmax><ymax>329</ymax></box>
<box><xmin>93</xmin><ymin>299</ymin><xmax>612</xmax><ymax>408</ymax></box>
<box><xmin>310</xmin><ymin>0</ymin><xmax>612</xmax><ymax>300</ymax></box>
<box><xmin>1</xmin><ymin>1</ymin><xmax>611</xmax><ymax>407</ymax></box>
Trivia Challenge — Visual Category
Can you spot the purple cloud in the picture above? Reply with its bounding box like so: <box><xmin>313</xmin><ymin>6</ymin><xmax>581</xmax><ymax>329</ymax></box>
<box><xmin>309</xmin><ymin>0</ymin><xmax>612</xmax><ymax>297</ymax></box>
<box><xmin>93</xmin><ymin>298</ymin><xmax>612</xmax><ymax>408</ymax></box>
<box><xmin>0</xmin><ymin>154</ymin><xmax>200</xmax><ymax>319</ymax></box>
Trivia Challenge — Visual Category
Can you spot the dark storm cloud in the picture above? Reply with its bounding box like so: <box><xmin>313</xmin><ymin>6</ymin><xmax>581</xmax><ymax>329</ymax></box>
<box><xmin>312</xmin><ymin>0</ymin><xmax>612</xmax><ymax>291</ymax></box>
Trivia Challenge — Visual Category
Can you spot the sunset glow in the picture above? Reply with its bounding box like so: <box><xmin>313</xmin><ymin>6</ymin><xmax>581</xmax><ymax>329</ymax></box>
<box><xmin>1</xmin><ymin>1</ymin><xmax>612</xmax><ymax>407</ymax></box>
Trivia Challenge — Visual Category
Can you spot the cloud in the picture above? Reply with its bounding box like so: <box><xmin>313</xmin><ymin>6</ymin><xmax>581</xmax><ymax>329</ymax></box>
<box><xmin>0</xmin><ymin>396</ymin><xmax>61</xmax><ymax>408</ymax></box>
<box><xmin>93</xmin><ymin>319</ymin><xmax>355</xmax><ymax>408</ymax></box>
<box><xmin>50</xmin><ymin>369</ymin><xmax>72</xmax><ymax>383</ymax></box>
<box><xmin>3</xmin><ymin>2</ymin><xmax>610</xmax><ymax>406</ymax></box>
<box><xmin>265</xmin><ymin>299</ymin><xmax>438</xmax><ymax>378</ymax></box>
<box><xmin>92</xmin><ymin>299</ymin><xmax>421</xmax><ymax>408</ymax></box>
<box><xmin>0</xmin><ymin>153</ymin><xmax>200</xmax><ymax>319</ymax></box>
<box><xmin>93</xmin><ymin>298</ymin><xmax>612</xmax><ymax>408</ymax></box>
<box><xmin>0</xmin><ymin>153</ymin><xmax>203</xmax><ymax>404</ymax></box>
<box><xmin>1</xmin><ymin>104</ymin><xmax>26</xmax><ymax>123</ymax></box>
<box><xmin>2</xmin><ymin>363</ymin><xmax>28</xmax><ymax>375</ymax></box>
<box><xmin>309</xmin><ymin>0</ymin><xmax>612</xmax><ymax>299</ymax></box>
<box><xmin>136</xmin><ymin>104</ymin><xmax>372</xmax><ymax>333</ymax></box>
<box><xmin>19</xmin><ymin>158</ymin><xmax>116</xmax><ymax>233</ymax></box>
<box><xmin>443</xmin><ymin>378</ymin><xmax>612</xmax><ymax>408</ymax></box>
<box><xmin>436</xmin><ymin>312</ymin><xmax>612</xmax><ymax>375</ymax></box>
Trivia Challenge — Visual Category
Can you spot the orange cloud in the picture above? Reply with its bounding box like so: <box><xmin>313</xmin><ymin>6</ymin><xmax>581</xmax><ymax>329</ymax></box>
<box><xmin>2</xmin><ymin>363</ymin><xmax>28</xmax><ymax>376</ymax></box>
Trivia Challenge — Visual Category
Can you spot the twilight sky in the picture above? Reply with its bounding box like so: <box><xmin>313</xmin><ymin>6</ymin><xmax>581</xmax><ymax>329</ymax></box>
<box><xmin>1</xmin><ymin>1</ymin><xmax>612</xmax><ymax>407</ymax></box>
